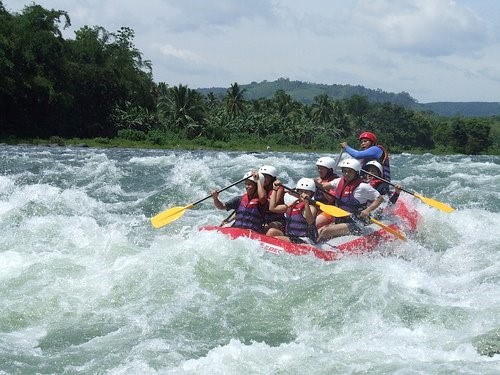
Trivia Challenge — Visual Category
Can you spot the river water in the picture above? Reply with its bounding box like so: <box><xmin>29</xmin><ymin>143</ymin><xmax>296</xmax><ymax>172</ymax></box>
<box><xmin>0</xmin><ymin>145</ymin><xmax>499</xmax><ymax>374</ymax></box>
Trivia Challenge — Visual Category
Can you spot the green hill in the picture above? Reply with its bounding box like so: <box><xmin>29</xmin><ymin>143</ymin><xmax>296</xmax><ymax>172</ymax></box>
<box><xmin>420</xmin><ymin>102</ymin><xmax>500</xmax><ymax>117</ymax></box>
<box><xmin>196</xmin><ymin>78</ymin><xmax>500</xmax><ymax>118</ymax></box>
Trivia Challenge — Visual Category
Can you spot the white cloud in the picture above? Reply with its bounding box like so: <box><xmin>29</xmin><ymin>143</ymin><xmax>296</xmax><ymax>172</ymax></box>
<box><xmin>354</xmin><ymin>0</ymin><xmax>490</xmax><ymax>57</ymax></box>
<box><xmin>153</xmin><ymin>43</ymin><xmax>202</xmax><ymax>63</ymax></box>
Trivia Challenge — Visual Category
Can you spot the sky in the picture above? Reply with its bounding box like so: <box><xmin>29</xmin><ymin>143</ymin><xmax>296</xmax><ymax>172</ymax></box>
<box><xmin>4</xmin><ymin>0</ymin><xmax>500</xmax><ymax>103</ymax></box>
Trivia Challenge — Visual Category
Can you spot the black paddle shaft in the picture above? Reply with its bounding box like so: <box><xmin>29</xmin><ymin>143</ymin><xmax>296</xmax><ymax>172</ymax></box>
<box><xmin>193</xmin><ymin>176</ymin><xmax>248</xmax><ymax>206</ymax></box>
<box><xmin>361</xmin><ymin>169</ymin><xmax>414</xmax><ymax>196</ymax></box>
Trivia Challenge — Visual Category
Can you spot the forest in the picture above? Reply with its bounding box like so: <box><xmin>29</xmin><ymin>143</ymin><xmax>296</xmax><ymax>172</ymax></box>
<box><xmin>0</xmin><ymin>2</ymin><xmax>498</xmax><ymax>155</ymax></box>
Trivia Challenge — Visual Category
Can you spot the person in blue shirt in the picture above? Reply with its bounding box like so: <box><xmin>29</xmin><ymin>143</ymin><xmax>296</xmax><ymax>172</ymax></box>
<box><xmin>341</xmin><ymin>131</ymin><xmax>391</xmax><ymax>181</ymax></box>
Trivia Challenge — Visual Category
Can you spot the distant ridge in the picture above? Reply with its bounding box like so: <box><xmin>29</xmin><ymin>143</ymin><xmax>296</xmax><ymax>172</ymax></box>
<box><xmin>196</xmin><ymin>78</ymin><xmax>500</xmax><ymax>118</ymax></box>
<box><xmin>420</xmin><ymin>102</ymin><xmax>500</xmax><ymax>117</ymax></box>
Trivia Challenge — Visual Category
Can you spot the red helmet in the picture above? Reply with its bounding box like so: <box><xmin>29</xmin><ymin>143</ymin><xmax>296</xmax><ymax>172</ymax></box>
<box><xmin>358</xmin><ymin>131</ymin><xmax>377</xmax><ymax>144</ymax></box>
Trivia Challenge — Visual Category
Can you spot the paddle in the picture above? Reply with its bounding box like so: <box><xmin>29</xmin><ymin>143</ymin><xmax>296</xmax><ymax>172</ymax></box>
<box><xmin>151</xmin><ymin>177</ymin><xmax>248</xmax><ymax>228</ymax></box>
<box><xmin>315</xmin><ymin>184</ymin><xmax>407</xmax><ymax>240</ymax></box>
<box><xmin>361</xmin><ymin>169</ymin><xmax>455</xmax><ymax>213</ymax></box>
<box><xmin>369</xmin><ymin>217</ymin><xmax>406</xmax><ymax>240</ymax></box>
<box><xmin>220</xmin><ymin>210</ymin><xmax>236</xmax><ymax>226</ymax></box>
<box><xmin>333</xmin><ymin>149</ymin><xmax>344</xmax><ymax>170</ymax></box>
<box><xmin>280</xmin><ymin>184</ymin><xmax>351</xmax><ymax>218</ymax></box>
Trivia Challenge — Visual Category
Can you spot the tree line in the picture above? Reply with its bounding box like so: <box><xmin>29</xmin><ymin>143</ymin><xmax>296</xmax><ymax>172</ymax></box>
<box><xmin>0</xmin><ymin>2</ymin><xmax>496</xmax><ymax>154</ymax></box>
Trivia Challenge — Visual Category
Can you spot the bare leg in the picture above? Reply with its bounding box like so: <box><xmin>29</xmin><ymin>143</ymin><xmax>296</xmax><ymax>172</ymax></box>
<box><xmin>316</xmin><ymin>212</ymin><xmax>334</xmax><ymax>229</ymax></box>
<box><xmin>318</xmin><ymin>223</ymin><xmax>350</xmax><ymax>241</ymax></box>
<box><xmin>266</xmin><ymin>227</ymin><xmax>285</xmax><ymax>237</ymax></box>
<box><xmin>273</xmin><ymin>235</ymin><xmax>291</xmax><ymax>242</ymax></box>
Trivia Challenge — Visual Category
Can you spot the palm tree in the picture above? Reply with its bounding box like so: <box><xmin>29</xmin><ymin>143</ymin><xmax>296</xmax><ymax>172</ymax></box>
<box><xmin>225</xmin><ymin>82</ymin><xmax>246</xmax><ymax>118</ymax></box>
<box><xmin>167</xmin><ymin>84</ymin><xmax>206</xmax><ymax>138</ymax></box>
<box><xmin>311</xmin><ymin>94</ymin><xmax>333</xmax><ymax>125</ymax></box>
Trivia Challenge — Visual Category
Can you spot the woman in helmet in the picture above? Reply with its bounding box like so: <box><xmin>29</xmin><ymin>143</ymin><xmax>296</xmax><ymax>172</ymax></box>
<box><xmin>363</xmin><ymin>160</ymin><xmax>401</xmax><ymax>205</ymax></box>
<box><xmin>314</xmin><ymin>156</ymin><xmax>339</xmax><ymax>202</ymax></box>
<box><xmin>211</xmin><ymin>170</ymin><xmax>267</xmax><ymax>232</ymax></box>
<box><xmin>317</xmin><ymin>158</ymin><xmax>384</xmax><ymax>241</ymax></box>
<box><xmin>258</xmin><ymin>165</ymin><xmax>286</xmax><ymax>231</ymax></box>
<box><xmin>313</xmin><ymin>156</ymin><xmax>339</xmax><ymax>229</ymax></box>
<box><xmin>340</xmin><ymin>131</ymin><xmax>391</xmax><ymax>180</ymax></box>
<box><xmin>266</xmin><ymin>178</ymin><xmax>318</xmax><ymax>244</ymax></box>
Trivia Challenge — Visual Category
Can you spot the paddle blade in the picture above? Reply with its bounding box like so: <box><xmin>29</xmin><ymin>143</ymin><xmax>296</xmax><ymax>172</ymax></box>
<box><xmin>413</xmin><ymin>193</ymin><xmax>454</xmax><ymax>213</ymax></box>
<box><xmin>314</xmin><ymin>201</ymin><xmax>351</xmax><ymax>217</ymax></box>
<box><xmin>151</xmin><ymin>204</ymin><xmax>193</xmax><ymax>228</ymax></box>
<box><xmin>370</xmin><ymin>218</ymin><xmax>407</xmax><ymax>241</ymax></box>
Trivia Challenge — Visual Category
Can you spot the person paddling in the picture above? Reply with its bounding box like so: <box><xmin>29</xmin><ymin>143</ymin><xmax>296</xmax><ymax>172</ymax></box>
<box><xmin>364</xmin><ymin>160</ymin><xmax>401</xmax><ymax>205</ymax></box>
<box><xmin>317</xmin><ymin>159</ymin><xmax>384</xmax><ymax>241</ymax></box>
<box><xmin>341</xmin><ymin>131</ymin><xmax>391</xmax><ymax>180</ymax></box>
<box><xmin>258</xmin><ymin>165</ymin><xmax>286</xmax><ymax>232</ymax></box>
<box><xmin>266</xmin><ymin>178</ymin><xmax>318</xmax><ymax>244</ymax></box>
<box><xmin>313</xmin><ymin>157</ymin><xmax>338</xmax><ymax>229</ymax></box>
<box><xmin>212</xmin><ymin>171</ymin><xmax>267</xmax><ymax>232</ymax></box>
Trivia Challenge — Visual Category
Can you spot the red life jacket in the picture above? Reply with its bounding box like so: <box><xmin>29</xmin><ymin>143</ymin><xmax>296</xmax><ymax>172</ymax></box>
<box><xmin>313</xmin><ymin>177</ymin><xmax>336</xmax><ymax>204</ymax></box>
<box><xmin>335</xmin><ymin>176</ymin><xmax>364</xmax><ymax>213</ymax></box>
<box><xmin>368</xmin><ymin>178</ymin><xmax>390</xmax><ymax>195</ymax></box>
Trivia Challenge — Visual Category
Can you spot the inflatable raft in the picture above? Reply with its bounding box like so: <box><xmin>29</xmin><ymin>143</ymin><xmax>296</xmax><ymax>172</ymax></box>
<box><xmin>200</xmin><ymin>200</ymin><xmax>419</xmax><ymax>261</ymax></box>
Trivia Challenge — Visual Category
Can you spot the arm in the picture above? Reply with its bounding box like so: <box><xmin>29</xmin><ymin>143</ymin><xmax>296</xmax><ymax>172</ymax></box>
<box><xmin>255</xmin><ymin>171</ymin><xmax>268</xmax><ymax>204</ymax></box>
<box><xmin>344</xmin><ymin>145</ymin><xmax>383</xmax><ymax>160</ymax></box>
<box><xmin>357</xmin><ymin>184</ymin><xmax>384</xmax><ymax>218</ymax></box>
<box><xmin>269</xmin><ymin>180</ymin><xmax>288</xmax><ymax>213</ymax></box>
<box><xmin>389</xmin><ymin>184</ymin><xmax>402</xmax><ymax>204</ymax></box>
<box><xmin>211</xmin><ymin>190</ymin><xmax>226</xmax><ymax>210</ymax></box>
<box><xmin>273</xmin><ymin>185</ymin><xmax>285</xmax><ymax>204</ymax></box>
<box><xmin>302</xmin><ymin>195</ymin><xmax>318</xmax><ymax>225</ymax></box>
<box><xmin>321</xmin><ymin>177</ymin><xmax>340</xmax><ymax>191</ymax></box>
<box><xmin>359</xmin><ymin>195</ymin><xmax>384</xmax><ymax>219</ymax></box>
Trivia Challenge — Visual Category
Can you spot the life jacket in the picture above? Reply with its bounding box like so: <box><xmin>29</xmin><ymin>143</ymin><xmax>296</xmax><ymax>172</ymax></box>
<box><xmin>368</xmin><ymin>178</ymin><xmax>390</xmax><ymax>196</ymax></box>
<box><xmin>335</xmin><ymin>176</ymin><xmax>365</xmax><ymax>213</ymax></box>
<box><xmin>233</xmin><ymin>193</ymin><xmax>264</xmax><ymax>232</ymax></box>
<box><xmin>360</xmin><ymin>144</ymin><xmax>391</xmax><ymax>181</ymax></box>
<box><xmin>285</xmin><ymin>200</ymin><xmax>318</xmax><ymax>242</ymax></box>
<box><xmin>313</xmin><ymin>178</ymin><xmax>336</xmax><ymax>204</ymax></box>
<box><xmin>263</xmin><ymin>188</ymin><xmax>285</xmax><ymax>225</ymax></box>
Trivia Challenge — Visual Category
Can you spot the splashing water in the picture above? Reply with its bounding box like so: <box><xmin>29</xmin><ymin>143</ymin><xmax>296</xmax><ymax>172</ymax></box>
<box><xmin>1</xmin><ymin>145</ymin><xmax>499</xmax><ymax>374</ymax></box>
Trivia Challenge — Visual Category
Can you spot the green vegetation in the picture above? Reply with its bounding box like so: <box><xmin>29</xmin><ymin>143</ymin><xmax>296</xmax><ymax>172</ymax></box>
<box><xmin>1</xmin><ymin>2</ymin><xmax>498</xmax><ymax>155</ymax></box>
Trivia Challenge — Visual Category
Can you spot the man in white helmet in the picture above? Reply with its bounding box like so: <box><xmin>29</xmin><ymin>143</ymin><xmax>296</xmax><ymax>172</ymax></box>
<box><xmin>317</xmin><ymin>158</ymin><xmax>384</xmax><ymax>241</ymax></box>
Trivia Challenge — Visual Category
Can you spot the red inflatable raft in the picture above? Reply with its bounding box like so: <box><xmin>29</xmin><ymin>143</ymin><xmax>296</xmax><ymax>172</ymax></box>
<box><xmin>200</xmin><ymin>200</ymin><xmax>420</xmax><ymax>261</ymax></box>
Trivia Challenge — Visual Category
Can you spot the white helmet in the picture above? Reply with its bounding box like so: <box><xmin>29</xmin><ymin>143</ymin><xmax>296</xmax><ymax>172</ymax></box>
<box><xmin>243</xmin><ymin>171</ymin><xmax>258</xmax><ymax>183</ymax></box>
<box><xmin>258</xmin><ymin>165</ymin><xmax>278</xmax><ymax>178</ymax></box>
<box><xmin>339</xmin><ymin>158</ymin><xmax>361</xmax><ymax>173</ymax></box>
<box><xmin>316</xmin><ymin>157</ymin><xmax>336</xmax><ymax>169</ymax></box>
<box><xmin>364</xmin><ymin>160</ymin><xmax>383</xmax><ymax>175</ymax></box>
<box><xmin>296</xmin><ymin>178</ymin><xmax>316</xmax><ymax>193</ymax></box>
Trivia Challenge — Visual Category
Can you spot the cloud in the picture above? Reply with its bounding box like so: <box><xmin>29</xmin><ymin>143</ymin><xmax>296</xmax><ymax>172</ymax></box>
<box><xmin>153</xmin><ymin>43</ymin><xmax>202</xmax><ymax>63</ymax></box>
<box><xmin>354</xmin><ymin>0</ymin><xmax>490</xmax><ymax>57</ymax></box>
<box><xmin>151</xmin><ymin>0</ymin><xmax>278</xmax><ymax>33</ymax></box>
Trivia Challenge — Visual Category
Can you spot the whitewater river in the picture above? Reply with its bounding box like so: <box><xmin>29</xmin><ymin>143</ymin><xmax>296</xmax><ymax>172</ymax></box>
<box><xmin>0</xmin><ymin>145</ymin><xmax>499</xmax><ymax>374</ymax></box>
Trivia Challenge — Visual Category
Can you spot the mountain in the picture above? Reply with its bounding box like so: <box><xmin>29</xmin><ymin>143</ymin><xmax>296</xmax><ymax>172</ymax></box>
<box><xmin>419</xmin><ymin>102</ymin><xmax>500</xmax><ymax>117</ymax></box>
<box><xmin>196</xmin><ymin>78</ymin><xmax>500</xmax><ymax>118</ymax></box>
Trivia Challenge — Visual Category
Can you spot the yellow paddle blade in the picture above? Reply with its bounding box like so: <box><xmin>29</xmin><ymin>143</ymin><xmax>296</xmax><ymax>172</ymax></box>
<box><xmin>370</xmin><ymin>218</ymin><xmax>407</xmax><ymax>241</ymax></box>
<box><xmin>314</xmin><ymin>201</ymin><xmax>351</xmax><ymax>217</ymax></box>
<box><xmin>151</xmin><ymin>203</ymin><xmax>194</xmax><ymax>228</ymax></box>
<box><xmin>413</xmin><ymin>193</ymin><xmax>455</xmax><ymax>213</ymax></box>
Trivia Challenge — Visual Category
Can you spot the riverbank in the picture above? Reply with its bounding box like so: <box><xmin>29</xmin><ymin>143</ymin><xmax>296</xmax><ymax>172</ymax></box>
<box><xmin>3</xmin><ymin>136</ymin><xmax>499</xmax><ymax>155</ymax></box>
